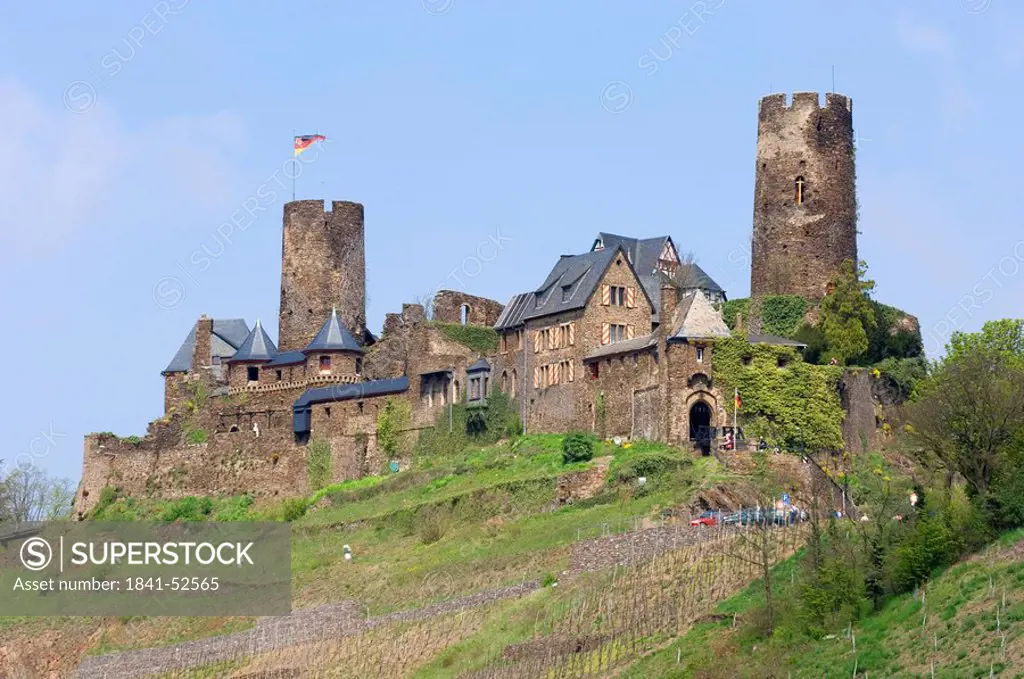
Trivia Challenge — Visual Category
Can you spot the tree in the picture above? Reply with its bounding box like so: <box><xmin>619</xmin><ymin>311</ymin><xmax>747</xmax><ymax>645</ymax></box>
<box><xmin>819</xmin><ymin>259</ymin><xmax>876</xmax><ymax>365</ymax></box>
<box><xmin>0</xmin><ymin>467</ymin><xmax>74</xmax><ymax>521</ymax></box>
<box><xmin>906</xmin><ymin>323</ymin><xmax>1024</xmax><ymax>496</ymax></box>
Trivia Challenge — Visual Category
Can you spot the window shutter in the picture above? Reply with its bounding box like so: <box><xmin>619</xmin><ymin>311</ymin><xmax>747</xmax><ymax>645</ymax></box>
<box><xmin>626</xmin><ymin>286</ymin><xmax>636</xmax><ymax>308</ymax></box>
<box><xmin>533</xmin><ymin>331</ymin><xmax>541</xmax><ymax>353</ymax></box>
<box><xmin>602</xmin><ymin>323</ymin><xmax>610</xmax><ymax>345</ymax></box>
<box><xmin>533</xmin><ymin>366</ymin><xmax>540</xmax><ymax>388</ymax></box>
<box><xmin>569</xmin><ymin>322</ymin><xmax>576</xmax><ymax>346</ymax></box>
<box><xmin>627</xmin><ymin>324</ymin><xmax>635</xmax><ymax>340</ymax></box>
<box><xmin>550</xmin><ymin>328</ymin><xmax>557</xmax><ymax>350</ymax></box>
<box><xmin>601</xmin><ymin>284</ymin><xmax>610</xmax><ymax>305</ymax></box>
<box><xmin>552</xmin><ymin>363</ymin><xmax>560</xmax><ymax>385</ymax></box>
<box><xmin>569</xmin><ymin>360</ymin><xmax>575</xmax><ymax>382</ymax></box>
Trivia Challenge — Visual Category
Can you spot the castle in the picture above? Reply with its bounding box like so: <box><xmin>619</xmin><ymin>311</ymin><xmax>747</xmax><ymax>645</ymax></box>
<box><xmin>75</xmin><ymin>92</ymin><xmax>877</xmax><ymax>516</ymax></box>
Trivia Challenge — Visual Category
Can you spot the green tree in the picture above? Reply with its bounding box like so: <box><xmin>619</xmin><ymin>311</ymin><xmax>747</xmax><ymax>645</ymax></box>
<box><xmin>906</xmin><ymin>321</ymin><xmax>1024</xmax><ymax>496</ymax></box>
<box><xmin>819</xmin><ymin>259</ymin><xmax>876</xmax><ymax>365</ymax></box>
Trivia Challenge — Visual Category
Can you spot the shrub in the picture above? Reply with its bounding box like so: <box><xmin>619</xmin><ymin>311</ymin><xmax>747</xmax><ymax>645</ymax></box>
<box><xmin>160</xmin><ymin>496</ymin><xmax>214</xmax><ymax>522</ymax></box>
<box><xmin>430</xmin><ymin>322</ymin><xmax>499</xmax><ymax>354</ymax></box>
<box><xmin>613</xmin><ymin>451</ymin><xmax>689</xmax><ymax>484</ymax></box>
<box><xmin>90</xmin><ymin>486</ymin><xmax>123</xmax><ymax>517</ymax></box>
<box><xmin>185</xmin><ymin>427</ymin><xmax>208</xmax><ymax>445</ymax></box>
<box><xmin>377</xmin><ymin>398</ymin><xmax>412</xmax><ymax>457</ymax></box>
<box><xmin>306</xmin><ymin>438</ymin><xmax>333</xmax><ymax>491</ymax></box>
<box><xmin>562</xmin><ymin>432</ymin><xmax>595</xmax><ymax>464</ymax></box>
<box><xmin>282</xmin><ymin>497</ymin><xmax>309</xmax><ymax>522</ymax></box>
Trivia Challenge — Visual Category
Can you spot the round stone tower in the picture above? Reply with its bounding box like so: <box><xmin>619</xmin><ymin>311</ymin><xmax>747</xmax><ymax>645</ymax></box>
<box><xmin>278</xmin><ymin>200</ymin><xmax>366</xmax><ymax>352</ymax></box>
<box><xmin>750</xmin><ymin>92</ymin><xmax>857</xmax><ymax>301</ymax></box>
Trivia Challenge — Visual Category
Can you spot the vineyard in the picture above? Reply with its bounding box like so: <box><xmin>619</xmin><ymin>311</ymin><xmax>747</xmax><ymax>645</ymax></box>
<box><xmin>76</xmin><ymin>524</ymin><xmax>805</xmax><ymax>679</ymax></box>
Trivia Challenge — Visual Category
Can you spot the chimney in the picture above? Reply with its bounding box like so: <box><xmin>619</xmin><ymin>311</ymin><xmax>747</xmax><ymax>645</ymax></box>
<box><xmin>192</xmin><ymin>315</ymin><xmax>214</xmax><ymax>372</ymax></box>
<box><xmin>659</xmin><ymin>284</ymin><xmax>678</xmax><ymax>338</ymax></box>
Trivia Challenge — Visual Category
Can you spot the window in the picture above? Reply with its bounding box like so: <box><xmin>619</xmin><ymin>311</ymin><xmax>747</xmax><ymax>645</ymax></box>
<box><xmin>212</xmin><ymin>356</ymin><xmax>222</xmax><ymax>366</ymax></box>
<box><xmin>589</xmin><ymin>362</ymin><xmax>599</xmax><ymax>380</ymax></box>
<box><xmin>605</xmin><ymin>323</ymin><xmax>629</xmax><ymax>344</ymax></box>
<box><xmin>324</xmin><ymin>407</ymin><xmax>331</xmax><ymax>419</ymax></box>
<box><xmin>483</xmin><ymin>376</ymin><xmax>489</xmax><ymax>396</ymax></box>
<box><xmin>558</xmin><ymin>322</ymin><xmax>575</xmax><ymax>347</ymax></box>
<box><xmin>470</xmin><ymin>376</ymin><xmax>481</xmax><ymax>400</ymax></box>
<box><xmin>246</xmin><ymin>366</ymin><xmax>259</xmax><ymax>383</ymax></box>
<box><xmin>777</xmin><ymin>356</ymin><xmax>789</xmax><ymax>369</ymax></box>
<box><xmin>561</xmin><ymin>285</ymin><xmax>572</xmax><ymax>303</ymax></box>
<box><xmin>795</xmin><ymin>176</ymin><xmax>806</xmax><ymax>205</ymax></box>
<box><xmin>276</xmin><ymin>370</ymin><xmax>283</xmax><ymax>382</ymax></box>
<box><xmin>358</xmin><ymin>401</ymin><xmax>364</xmax><ymax>413</ymax></box>
<box><xmin>460</xmin><ymin>304</ymin><xmax>470</xmax><ymax>325</ymax></box>
<box><xmin>501</xmin><ymin>334</ymin><xmax>508</xmax><ymax>353</ymax></box>
<box><xmin>560</xmin><ymin>359</ymin><xmax>575</xmax><ymax>382</ymax></box>
<box><xmin>510</xmin><ymin>369</ymin><xmax>517</xmax><ymax>397</ymax></box>
<box><xmin>611</xmin><ymin>286</ymin><xmax>626</xmax><ymax>306</ymax></box>
<box><xmin>742</xmin><ymin>355</ymin><xmax>753</xmax><ymax>366</ymax></box>
<box><xmin>319</xmin><ymin>355</ymin><xmax>332</xmax><ymax>374</ymax></box>
<box><xmin>516</xmin><ymin>329</ymin><xmax>524</xmax><ymax>350</ymax></box>
<box><xmin>696</xmin><ymin>346</ymin><xmax>704</xmax><ymax>363</ymax></box>
<box><xmin>355</xmin><ymin>357</ymin><xmax>363</xmax><ymax>374</ymax></box>
<box><xmin>501</xmin><ymin>370</ymin><xmax>508</xmax><ymax>392</ymax></box>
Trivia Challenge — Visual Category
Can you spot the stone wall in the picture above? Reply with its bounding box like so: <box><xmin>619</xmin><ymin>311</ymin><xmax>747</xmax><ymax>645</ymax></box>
<box><xmin>751</xmin><ymin>92</ymin><xmax>857</xmax><ymax>301</ymax></box>
<box><xmin>278</xmin><ymin>200</ymin><xmax>366</xmax><ymax>351</ymax></box>
<box><xmin>664</xmin><ymin>341</ymin><xmax>726</xmax><ymax>446</ymax></box>
<box><xmin>432</xmin><ymin>290</ymin><xmax>504</xmax><ymax>327</ymax></box>
<box><xmin>840</xmin><ymin>368</ymin><xmax>878</xmax><ymax>454</ymax></box>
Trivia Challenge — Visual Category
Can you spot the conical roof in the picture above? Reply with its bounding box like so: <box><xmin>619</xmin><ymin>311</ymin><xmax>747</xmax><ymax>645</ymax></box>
<box><xmin>305</xmin><ymin>308</ymin><xmax>363</xmax><ymax>353</ymax></box>
<box><xmin>228</xmin><ymin>320</ymin><xmax>278</xmax><ymax>362</ymax></box>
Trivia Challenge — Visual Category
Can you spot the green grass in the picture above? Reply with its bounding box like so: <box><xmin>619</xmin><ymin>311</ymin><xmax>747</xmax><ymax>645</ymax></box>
<box><xmin>620</xmin><ymin>529</ymin><xmax>1024</xmax><ymax>678</ymax></box>
<box><xmin>429</xmin><ymin>321</ymin><xmax>499</xmax><ymax>354</ymax></box>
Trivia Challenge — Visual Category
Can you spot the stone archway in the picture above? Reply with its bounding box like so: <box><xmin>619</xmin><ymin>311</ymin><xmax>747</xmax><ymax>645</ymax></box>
<box><xmin>689</xmin><ymin>400</ymin><xmax>713</xmax><ymax>455</ymax></box>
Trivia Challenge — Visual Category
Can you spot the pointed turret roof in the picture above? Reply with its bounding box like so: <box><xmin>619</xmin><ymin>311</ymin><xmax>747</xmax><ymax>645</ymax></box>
<box><xmin>228</xmin><ymin>320</ymin><xmax>278</xmax><ymax>363</ymax></box>
<box><xmin>305</xmin><ymin>308</ymin><xmax>363</xmax><ymax>353</ymax></box>
<box><xmin>668</xmin><ymin>290</ymin><xmax>732</xmax><ymax>342</ymax></box>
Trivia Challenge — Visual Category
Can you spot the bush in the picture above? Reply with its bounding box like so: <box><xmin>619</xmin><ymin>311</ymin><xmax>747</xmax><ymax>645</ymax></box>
<box><xmin>562</xmin><ymin>432</ymin><xmax>595</xmax><ymax>464</ymax></box>
<box><xmin>185</xmin><ymin>427</ymin><xmax>208</xmax><ymax>445</ymax></box>
<box><xmin>160</xmin><ymin>496</ymin><xmax>214</xmax><ymax>522</ymax></box>
<box><xmin>377</xmin><ymin>398</ymin><xmax>412</xmax><ymax>457</ymax></box>
<box><xmin>613</xmin><ymin>451</ymin><xmax>689</xmax><ymax>484</ymax></box>
<box><xmin>281</xmin><ymin>497</ymin><xmax>309</xmax><ymax>522</ymax></box>
<box><xmin>306</xmin><ymin>438</ymin><xmax>333</xmax><ymax>491</ymax></box>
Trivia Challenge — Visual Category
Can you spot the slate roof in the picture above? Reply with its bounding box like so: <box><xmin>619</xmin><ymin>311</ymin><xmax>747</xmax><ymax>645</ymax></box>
<box><xmin>163</xmin><ymin>319</ymin><xmax>251</xmax><ymax>374</ymax></box>
<box><xmin>747</xmin><ymin>333</ymin><xmax>808</xmax><ymax>348</ymax></box>
<box><xmin>266</xmin><ymin>350</ymin><xmax>306</xmax><ymax>367</ymax></box>
<box><xmin>305</xmin><ymin>308</ymin><xmax>363</xmax><ymax>353</ymax></box>
<box><xmin>493</xmin><ymin>292</ymin><xmax>533</xmax><ymax>330</ymax></box>
<box><xmin>583</xmin><ymin>333</ymin><xmax>658</xmax><ymax>361</ymax></box>
<box><xmin>292</xmin><ymin>377</ymin><xmax>410</xmax><ymax>409</ymax></box>
<box><xmin>467</xmin><ymin>358</ymin><xmax>491</xmax><ymax>373</ymax></box>
<box><xmin>593</xmin><ymin>233</ymin><xmax>725</xmax><ymax>321</ymax></box>
<box><xmin>228</xmin><ymin>320</ymin><xmax>278</xmax><ymax>363</ymax></box>
<box><xmin>668</xmin><ymin>290</ymin><xmax>732</xmax><ymax>342</ymax></box>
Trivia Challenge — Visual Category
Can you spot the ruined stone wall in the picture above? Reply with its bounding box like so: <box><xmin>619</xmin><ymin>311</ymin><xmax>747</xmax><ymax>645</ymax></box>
<box><xmin>278</xmin><ymin>200</ymin><xmax>366</xmax><ymax>351</ymax></box>
<box><xmin>163</xmin><ymin>373</ymin><xmax>189</xmax><ymax>414</ymax></box>
<box><xmin>432</xmin><ymin>290</ymin><xmax>504</xmax><ymax>327</ymax></box>
<box><xmin>751</xmin><ymin>92</ymin><xmax>857</xmax><ymax>301</ymax></box>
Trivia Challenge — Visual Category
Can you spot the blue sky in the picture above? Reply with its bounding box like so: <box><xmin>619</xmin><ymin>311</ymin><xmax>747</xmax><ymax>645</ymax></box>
<box><xmin>1</xmin><ymin>1</ymin><xmax>1021</xmax><ymax>483</ymax></box>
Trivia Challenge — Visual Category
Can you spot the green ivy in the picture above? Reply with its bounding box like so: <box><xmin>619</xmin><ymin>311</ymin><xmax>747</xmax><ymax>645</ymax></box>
<box><xmin>429</xmin><ymin>322</ymin><xmax>499</xmax><ymax>354</ymax></box>
<box><xmin>307</xmin><ymin>438</ymin><xmax>333</xmax><ymax>491</ymax></box>
<box><xmin>712</xmin><ymin>337</ymin><xmax>845</xmax><ymax>453</ymax></box>
<box><xmin>721</xmin><ymin>296</ymin><xmax>808</xmax><ymax>338</ymax></box>
<box><xmin>377</xmin><ymin>397</ymin><xmax>412</xmax><ymax>457</ymax></box>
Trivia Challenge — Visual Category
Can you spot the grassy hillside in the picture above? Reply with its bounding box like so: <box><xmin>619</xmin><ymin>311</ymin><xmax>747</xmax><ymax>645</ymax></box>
<box><xmin>623</xmin><ymin>530</ymin><xmax>1024</xmax><ymax>678</ymax></box>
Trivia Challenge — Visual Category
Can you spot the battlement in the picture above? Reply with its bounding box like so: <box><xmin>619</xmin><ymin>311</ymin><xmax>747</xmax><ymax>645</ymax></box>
<box><xmin>758</xmin><ymin>91</ymin><xmax>852</xmax><ymax>115</ymax></box>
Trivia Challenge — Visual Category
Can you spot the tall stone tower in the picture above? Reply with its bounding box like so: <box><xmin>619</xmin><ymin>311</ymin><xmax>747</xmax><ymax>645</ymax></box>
<box><xmin>750</xmin><ymin>92</ymin><xmax>857</xmax><ymax>301</ymax></box>
<box><xmin>278</xmin><ymin>200</ymin><xmax>366</xmax><ymax>351</ymax></box>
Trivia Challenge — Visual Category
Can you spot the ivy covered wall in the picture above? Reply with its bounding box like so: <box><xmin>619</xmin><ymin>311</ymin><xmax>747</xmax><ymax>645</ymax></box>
<box><xmin>711</xmin><ymin>337</ymin><xmax>845</xmax><ymax>453</ymax></box>
<box><xmin>721</xmin><ymin>295</ymin><xmax>808</xmax><ymax>338</ymax></box>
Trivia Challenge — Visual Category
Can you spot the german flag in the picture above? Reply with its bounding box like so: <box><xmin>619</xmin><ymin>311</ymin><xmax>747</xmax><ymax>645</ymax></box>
<box><xmin>294</xmin><ymin>134</ymin><xmax>326</xmax><ymax>157</ymax></box>
<box><xmin>735</xmin><ymin>389</ymin><xmax>742</xmax><ymax>410</ymax></box>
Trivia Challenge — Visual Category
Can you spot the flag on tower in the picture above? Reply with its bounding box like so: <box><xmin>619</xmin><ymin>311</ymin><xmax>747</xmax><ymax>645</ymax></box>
<box><xmin>735</xmin><ymin>389</ymin><xmax>742</xmax><ymax>410</ymax></box>
<box><xmin>294</xmin><ymin>134</ymin><xmax>326</xmax><ymax>157</ymax></box>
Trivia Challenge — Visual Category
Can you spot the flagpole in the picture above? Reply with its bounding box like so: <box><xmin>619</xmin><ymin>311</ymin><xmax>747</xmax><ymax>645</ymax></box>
<box><xmin>733</xmin><ymin>388</ymin><xmax>738</xmax><ymax>436</ymax></box>
<box><xmin>291</xmin><ymin>128</ymin><xmax>296</xmax><ymax>202</ymax></box>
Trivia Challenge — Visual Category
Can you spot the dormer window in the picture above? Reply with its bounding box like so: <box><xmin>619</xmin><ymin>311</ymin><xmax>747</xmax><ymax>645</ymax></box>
<box><xmin>319</xmin><ymin>355</ymin><xmax>332</xmax><ymax>374</ymax></box>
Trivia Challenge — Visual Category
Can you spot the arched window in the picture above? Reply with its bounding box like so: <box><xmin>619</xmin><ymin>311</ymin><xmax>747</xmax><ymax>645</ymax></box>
<box><xmin>510</xmin><ymin>369</ymin><xmax>517</xmax><ymax>398</ymax></box>
<box><xmin>460</xmin><ymin>304</ymin><xmax>470</xmax><ymax>325</ymax></box>
<box><xmin>501</xmin><ymin>370</ymin><xmax>508</xmax><ymax>393</ymax></box>
<box><xmin>795</xmin><ymin>176</ymin><xmax>806</xmax><ymax>205</ymax></box>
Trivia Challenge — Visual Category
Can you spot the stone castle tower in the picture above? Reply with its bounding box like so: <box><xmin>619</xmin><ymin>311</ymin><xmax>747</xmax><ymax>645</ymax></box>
<box><xmin>278</xmin><ymin>200</ymin><xmax>367</xmax><ymax>351</ymax></box>
<box><xmin>750</xmin><ymin>92</ymin><xmax>857</xmax><ymax>301</ymax></box>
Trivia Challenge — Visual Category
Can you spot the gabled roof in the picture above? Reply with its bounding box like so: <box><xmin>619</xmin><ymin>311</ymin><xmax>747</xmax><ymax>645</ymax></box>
<box><xmin>494</xmin><ymin>292</ymin><xmax>534</xmax><ymax>331</ymax></box>
<box><xmin>592</xmin><ymin>233</ymin><xmax>725</xmax><ymax>321</ymax></box>
<box><xmin>668</xmin><ymin>290</ymin><xmax>732</xmax><ymax>342</ymax></box>
<box><xmin>163</xmin><ymin>319</ymin><xmax>251</xmax><ymax>374</ymax></box>
<box><xmin>467</xmin><ymin>358</ymin><xmax>491</xmax><ymax>373</ymax></box>
<box><xmin>509</xmin><ymin>245</ymin><xmax>651</xmax><ymax>323</ymax></box>
<box><xmin>305</xmin><ymin>308</ymin><xmax>363</xmax><ymax>353</ymax></box>
<box><xmin>293</xmin><ymin>377</ymin><xmax>410</xmax><ymax>409</ymax></box>
<box><xmin>228</xmin><ymin>320</ymin><xmax>278</xmax><ymax>363</ymax></box>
